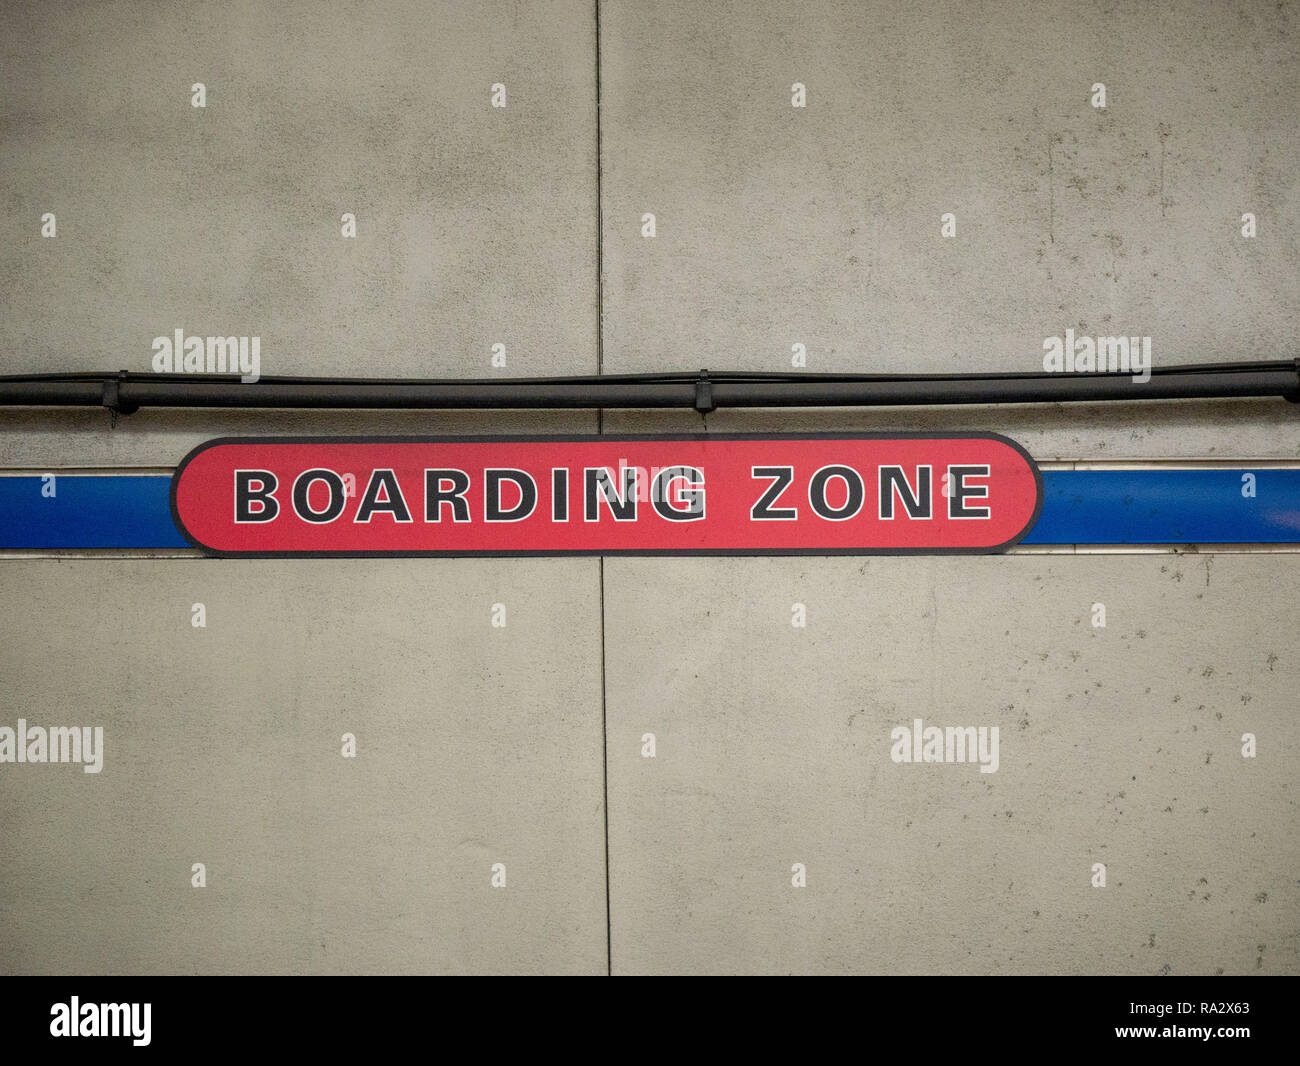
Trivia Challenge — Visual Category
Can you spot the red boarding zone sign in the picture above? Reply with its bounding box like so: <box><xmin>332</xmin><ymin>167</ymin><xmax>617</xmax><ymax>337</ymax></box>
<box><xmin>170</xmin><ymin>434</ymin><xmax>1043</xmax><ymax>557</ymax></box>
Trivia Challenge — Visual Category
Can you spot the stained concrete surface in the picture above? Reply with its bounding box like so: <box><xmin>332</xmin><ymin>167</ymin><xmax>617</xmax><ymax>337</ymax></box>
<box><xmin>0</xmin><ymin>0</ymin><xmax>597</xmax><ymax>379</ymax></box>
<box><xmin>599</xmin><ymin>0</ymin><xmax>1300</xmax><ymax>377</ymax></box>
<box><xmin>604</xmin><ymin>554</ymin><xmax>1298</xmax><ymax>974</ymax></box>
<box><xmin>0</xmin><ymin>560</ymin><xmax>607</xmax><ymax>974</ymax></box>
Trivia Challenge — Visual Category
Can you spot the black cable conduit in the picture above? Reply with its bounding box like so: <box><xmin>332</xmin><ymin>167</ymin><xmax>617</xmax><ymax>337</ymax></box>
<box><xmin>0</xmin><ymin>361</ymin><xmax>1295</xmax><ymax>416</ymax></box>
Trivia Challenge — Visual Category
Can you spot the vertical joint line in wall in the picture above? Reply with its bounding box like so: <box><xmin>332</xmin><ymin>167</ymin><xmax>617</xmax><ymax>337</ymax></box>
<box><xmin>595</xmin><ymin>1</ymin><xmax>612</xmax><ymax>977</ymax></box>
<box><xmin>599</xmin><ymin>555</ymin><xmax>612</xmax><ymax>975</ymax></box>
<box><xmin>595</xmin><ymin>0</ymin><xmax>605</xmax><ymax>436</ymax></box>
<box><xmin>1047</xmin><ymin>134</ymin><xmax>1054</xmax><ymax>245</ymax></box>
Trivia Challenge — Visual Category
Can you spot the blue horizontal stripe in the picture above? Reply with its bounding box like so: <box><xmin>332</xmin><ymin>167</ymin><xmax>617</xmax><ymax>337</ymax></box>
<box><xmin>0</xmin><ymin>476</ymin><xmax>187</xmax><ymax>549</ymax></box>
<box><xmin>1023</xmin><ymin>469</ymin><xmax>1300</xmax><ymax>544</ymax></box>
<box><xmin>0</xmin><ymin>469</ymin><xmax>1297</xmax><ymax>549</ymax></box>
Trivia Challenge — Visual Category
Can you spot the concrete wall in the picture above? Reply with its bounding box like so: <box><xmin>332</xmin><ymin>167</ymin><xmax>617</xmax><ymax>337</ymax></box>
<box><xmin>1</xmin><ymin>1</ymin><xmax>1296</xmax><ymax>974</ymax></box>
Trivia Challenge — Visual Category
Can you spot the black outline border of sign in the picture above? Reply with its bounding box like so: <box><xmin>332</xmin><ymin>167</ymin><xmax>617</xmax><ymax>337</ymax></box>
<box><xmin>170</xmin><ymin>433</ymin><xmax>1046</xmax><ymax>558</ymax></box>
